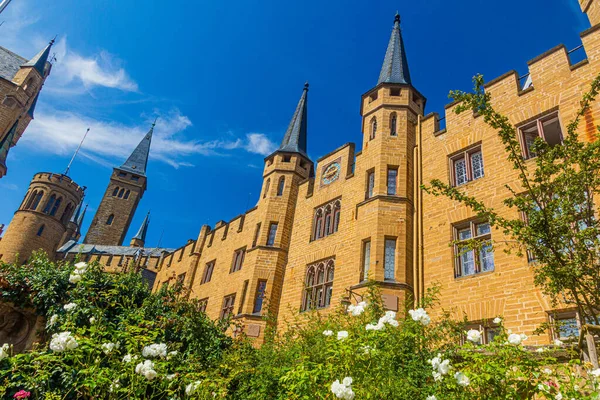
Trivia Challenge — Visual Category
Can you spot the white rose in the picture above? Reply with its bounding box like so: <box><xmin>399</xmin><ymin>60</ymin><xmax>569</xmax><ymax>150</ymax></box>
<box><xmin>63</xmin><ymin>303</ymin><xmax>77</xmax><ymax>312</ymax></box>
<box><xmin>554</xmin><ymin>339</ymin><xmax>564</xmax><ymax>346</ymax></box>
<box><xmin>69</xmin><ymin>273</ymin><xmax>82</xmax><ymax>284</ymax></box>
<box><xmin>322</xmin><ymin>330</ymin><xmax>333</xmax><ymax>336</ymax></box>
<box><xmin>122</xmin><ymin>354</ymin><xmax>133</xmax><ymax>363</ymax></box>
<box><xmin>49</xmin><ymin>331</ymin><xmax>78</xmax><ymax>352</ymax></box>
<box><xmin>507</xmin><ymin>333</ymin><xmax>523</xmax><ymax>345</ymax></box>
<box><xmin>590</xmin><ymin>368</ymin><xmax>600</xmax><ymax>378</ymax></box>
<box><xmin>89</xmin><ymin>316</ymin><xmax>96</xmax><ymax>324</ymax></box>
<box><xmin>426</xmin><ymin>396</ymin><xmax>437</xmax><ymax>400</ymax></box>
<box><xmin>0</xmin><ymin>343</ymin><xmax>10</xmax><ymax>360</ymax></box>
<box><xmin>186</xmin><ymin>381</ymin><xmax>201</xmax><ymax>396</ymax></box>
<box><xmin>337</xmin><ymin>331</ymin><xmax>349</xmax><ymax>341</ymax></box>
<box><xmin>466</xmin><ymin>329</ymin><xmax>482</xmax><ymax>343</ymax></box>
<box><xmin>455</xmin><ymin>371</ymin><xmax>470</xmax><ymax>386</ymax></box>
<box><xmin>48</xmin><ymin>314</ymin><xmax>58</xmax><ymax>326</ymax></box>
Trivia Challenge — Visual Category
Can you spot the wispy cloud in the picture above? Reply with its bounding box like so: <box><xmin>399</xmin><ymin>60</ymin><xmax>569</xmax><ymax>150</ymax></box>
<box><xmin>0</xmin><ymin>182</ymin><xmax>19</xmax><ymax>191</ymax></box>
<box><xmin>21</xmin><ymin>108</ymin><xmax>276</xmax><ymax>168</ymax></box>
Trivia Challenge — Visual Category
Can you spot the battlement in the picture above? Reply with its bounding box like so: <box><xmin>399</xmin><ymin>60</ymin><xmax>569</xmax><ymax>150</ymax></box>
<box><xmin>31</xmin><ymin>172</ymin><xmax>85</xmax><ymax>197</ymax></box>
<box><xmin>421</xmin><ymin>24</ymin><xmax>600</xmax><ymax>138</ymax></box>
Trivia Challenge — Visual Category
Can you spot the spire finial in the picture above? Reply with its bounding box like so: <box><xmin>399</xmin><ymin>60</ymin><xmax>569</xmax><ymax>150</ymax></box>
<box><xmin>152</xmin><ymin>117</ymin><xmax>158</xmax><ymax>128</ymax></box>
<box><xmin>304</xmin><ymin>81</ymin><xmax>309</xmax><ymax>90</ymax></box>
<box><xmin>395</xmin><ymin>11</ymin><xmax>400</xmax><ymax>24</ymax></box>
<box><xmin>50</xmin><ymin>35</ymin><xmax>57</xmax><ymax>45</ymax></box>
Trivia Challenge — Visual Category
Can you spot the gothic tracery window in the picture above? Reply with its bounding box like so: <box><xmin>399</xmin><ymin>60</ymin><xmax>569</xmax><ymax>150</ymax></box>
<box><xmin>312</xmin><ymin>199</ymin><xmax>341</xmax><ymax>240</ymax></box>
<box><xmin>301</xmin><ymin>259</ymin><xmax>335</xmax><ymax>311</ymax></box>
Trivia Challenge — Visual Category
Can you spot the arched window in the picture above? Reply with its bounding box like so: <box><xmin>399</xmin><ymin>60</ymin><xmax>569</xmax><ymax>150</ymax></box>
<box><xmin>19</xmin><ymin>191</ymin><xmax>31</xmax><ymax>210</ymax></box>
<box><xmin>370</xmin><ymin>117</ymin><xmax>377</xmax><ymax>140</ymax></box>
<box><xmin>312</xmin><ymin>200</ymin><xmax>341</xmax><ymax>240</ymax></box>
<box><xmin>50</xmin><ymin>197</ymin><xmax>62</xmax><ymax>216</ymax></box>
<box><xmin>263</xmin><ymin>178</ymin><xmax>270</xmax><ymax>199</ymax></box>
<box><xmin>61</xmin><ymin>203</ymin><xmax>74</xmax><ymax>223</ymax></box>
<box><xmin>43</xmin><ymin>194</ymin><xmax>56</xmax><ymax>214</ymax></box>
<box><xmin>124</xmin><ymin>190</ymin><xmax>130</xmax><ymax>200</ymax></box>
<box><xmin>390</xmin><ymin>113</ymin><xmax>397</xmax><ymax>136</ymax></box>
<box><xmin>118</xmin><ymin>189</ymin><xmax>124</xmax><ymax>198</ymax></box>
<box><xmin>30</xmin><ymin>191</ymin><xmax>44</xmax><ymax>210</ymax></box>
<box><xmin>112</xmin><ymin>187</ymin><xmax>119</xmax><ymax>196</ymax></box>
<box><xmin>277</xmin><ymin>177</ymin><xmax>285</xmax><ymax>196</ymax></box>
<box><xmin>106</xmin><ymin>214</ymin><xmax>114</xmax><ymax>225</ymax></box>
<box><xmin>301</xmin><ymin>259</ymin><xmax>334</xmax><ymax>311</ymax></box>
<box><xmin>313</xmin><ymin>209</ymin><xmax>323</xmax><ymax>240</ymax></box>
<box><xmin>36</xmin><ymin>225</ymin><xmax>45</xmax><ymax>236</ymax></box>
<box><xmin>24</xmin><ymin>190</ymin><xmax>37</xmax><ymax>209</ymax></box>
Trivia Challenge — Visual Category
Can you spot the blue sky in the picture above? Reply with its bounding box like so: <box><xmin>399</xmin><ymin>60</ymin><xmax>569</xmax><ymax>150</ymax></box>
<box><xmin>0</xmin><ymin>0</ymin><xmax>590</xmax><ymax>249</ymax></box>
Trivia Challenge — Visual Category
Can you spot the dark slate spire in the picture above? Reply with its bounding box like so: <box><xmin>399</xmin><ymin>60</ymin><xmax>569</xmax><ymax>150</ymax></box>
<box><xmin>378</xmin><ymin>13</ymin><xmax>411</xmax><ymax>85</ymax></box>
<box><xmin>70</xmin><ymin>200</ymin><xmax>84</xmax><ymax>224</ymax></box>
<box><xmin>119</xmin><ymin>120</ymin><xmax>154</xmax><ymax>175</ymax></box>
<box><xmin>0</xmin><ymin>119</ymin><xmax>19</xmax><ymax>168</ymax></box>
<box><xmin>76</xmin><ymin>204</ymin><xmax>88</xmax><ymax>232</ymax></box>
<box><xmin>132</xmin><ymin>211</ymin><xmax>150</xmax><ymax>242</ymax></box>
<box><xmin>278</xmin><ymin>83</ymin><xmax>308</xmax><ymax>157</ymax></box>
<box><xmin>27</xmin><ymin>92</ymin><xmax>39</xmax><ymax>118</ymax></box>
<box><xmin>22</xmin><ymin>38</ymin><xmax>54</xmax><ymax>77</ymax></box>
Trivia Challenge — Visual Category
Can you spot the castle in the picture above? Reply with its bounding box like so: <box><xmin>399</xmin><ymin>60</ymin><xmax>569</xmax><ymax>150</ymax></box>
<box><xmin>2</xmin><ymin>0</ymin><xmax>600</xmax><ymax>345</ymax></box>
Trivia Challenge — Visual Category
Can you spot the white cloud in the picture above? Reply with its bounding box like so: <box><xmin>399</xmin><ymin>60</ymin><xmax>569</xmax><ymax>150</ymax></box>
<box><xmin>49</xmin><ymin>37</ymin><xmax>138</xmax><ymax>92</ymax></box>
<box><xmin>0</xmin><ymin>182</ymin><xmax>19</xmax><ymax>191</ymax></box>
<box><xmin>21</xmin><ymin>108</ymin><xmax>275</xmax><ymax>169</ymax></box>
<box><xmin>245</xmin><ymin>133</ymin><xmax>277</xmax><ymax>156</ymax></box>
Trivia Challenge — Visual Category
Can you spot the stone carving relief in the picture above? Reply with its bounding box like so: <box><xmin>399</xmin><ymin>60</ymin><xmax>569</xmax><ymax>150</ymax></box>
<box><xmin>0</xmin><ymin>304</ymin><xmax>42</xmax><ymax>353</ymax></box>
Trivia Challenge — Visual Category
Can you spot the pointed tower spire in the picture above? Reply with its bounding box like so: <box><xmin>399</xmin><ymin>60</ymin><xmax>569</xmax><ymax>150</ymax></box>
<box><xmin>0</xmin><ymin>119</ymin><xmax>19</xmax><ymax>177</ymax></box>
<box><xmin>119</xmin><ymin>120</ymin><xmax>155</xmax><ymax>176</ymax></box>
<box><xmin>378</xmin><ymin>12</ymin><xmax>411</xmax><ymax>85</ymax></box>
<box><xmin>130</xmin><ymin>211</ymin><xmax>150</xmax><ymax>247</ymax></box>
<box><xmin>22</xmin><ymin>38</ymin><xmax>54</xmax><ymax>77</ymax></box>
<box><xmin>76</xmin><ymin>204</ymin><xmax>88</xmax><ymax>232</ymax></box>
<box><xmin>278</xmin><ymin>83</ymin><xmax>308</xmax><ymax>157</ymax></box>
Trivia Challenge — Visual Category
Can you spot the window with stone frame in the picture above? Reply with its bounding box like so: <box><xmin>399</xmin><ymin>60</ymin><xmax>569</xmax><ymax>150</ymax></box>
<box><xmin>549</xmin><ymin>310</ymin><xmax>599</xmax><ymax>342</ymax></box>
<box><xmin>450</xmin><ymin>145</ymin><xmax>484</xmax><ymax>187</ymax></box>
<box><xmin>361</xmin><ymin>239</ymin><xmax>371</xmax><ymax>281</ymax></box>
<box><xmin>36</xmin><ymin>225</ymin><xmax>45</xmax><ymax>237</ymax></box>
<box><xmin>519</xmin><ymin>112</ymin><xmax>563</xmax><ymax>159</ymax></box>
<box><xmin>454</xmin><ymin>221</ymin><xmax>495</xmax><ymax>278</ymax></box>
<box><xmin>312</xmin><ymin>199</ymin><xmax>341</xmax><ymax>241</ymax></box>
<box><xmin>390</xmin><ymin>113</ymin><xmax>397</xmax><ymax>136</ymax></box>
<box><xmin>201</xmin><ymin>261</ymin><xmax>215</xmax><ymax>284</ymax></box>
<box><xmin>60</xmin><ymin>203</ymin><xmax>74</xmax><ymax>224</ymax></box>
<box><xmin>370</xmin><ymin>117</ymin><xmax>377</xmax><ymax>140</ymax></box>
<box><xmin>384</xmin><ymin>238</ymin><xmax>396</xmax><ymax>280</ymax></box>
<box><xmin>49</xmin><ymin>197</ymin><xmax>62</xmax><ymax>216</ymax></box>
<box><xmin>252</xmin><ymin>223</ymin><xmax>261</xmax><ymax>248</ymax></box>
<box><xmin>28</xmin><ymin>190</ymin><xmax>44</xmax><ymax>210</ymax></box>
<box><xmin>301</xmin><ymin>259</ymin><xmax>335</xmax><ymax>311</ymax></box>
<box><xmin>267</xmin><ymin>223</ymin><xmax>278</xmax><ymax>246</ymax></box>
<box><xmin>230</xmin><ymin>247</ymin><xmax>246</xmax><ymax>273</ymax></box>
<box><xmin>43</xmin><ymin>194</ymin><xmax>57</xmax><ymax>214</ymax></box>
<box><xmin>253</xmin><ymin>280</ymin><xmax>267</xmax><ymax>314</ymax></box>
<box><xmin>387</xmin><ymin>167</ymin><xmax>398</xmax><ymax>195</ymax></box>
<box><xmin>277</xmin><ymin>176</ymin><xmax>285</xmax><ymax>196</ymax></box>
<box><xmin>198</xmin><ymin>298</ymin><xmax>208</xmax><ymax>313</ymax></box>
<box><xmin>112</xmin><ymin>187</ymin><xmax>119</xmax><ymax>196</ymax></box>
<box><xmin>106</xmin><ymin>214</ymin><xmax>114</xmax><ymax>225</ymax></box>
<box><xmin>461</xmin><ymin>321</ymin><xmax>500</xmax><ymax>345</ymax></box>
<box><xmin>263</xmin><ymin>178</ymin><xmax>270</xmax><ymax>199</ymax></box>
<box><xmin>366</xmin><ymin>169</ymin><xmax>375</xmax><ymax>199</ymax></box>
<box><xmin>221</xmin><ymin>294</ymin><xmax>236</xmax><ymax>319</ymax></box>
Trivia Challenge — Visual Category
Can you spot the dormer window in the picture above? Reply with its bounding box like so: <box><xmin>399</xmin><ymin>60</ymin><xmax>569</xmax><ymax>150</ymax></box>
<box><xmin>282</xmin><ymin>155</ymin><xmax>291</xmax><ymax>163</ymax></box>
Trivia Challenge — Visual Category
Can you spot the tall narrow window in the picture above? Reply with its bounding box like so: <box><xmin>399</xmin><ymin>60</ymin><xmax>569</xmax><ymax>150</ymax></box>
<box><xmin>36</xmin><ymin>225</ymin><xmax>45</xmax><ymax>236</ymax></box>
<box><xmin>118</xmin><ymin>189</ymin><xmax>124</xmax><ymax>198</ymax></box>
<box><xmin>277</xmin><ymin>177</ymin><xmax>285</xmax><ymax>196</ymax></box>
<box><xmin>387</xmin><ymin>168</ymin><xmax>398</xmax><ymax>195</ymax></box>
<box><xmin>390</xmin><ymin>113</ymin><xmax>397</xmax><ymax>136</ymax></box>
<box><xmin>333</xmin><ymin>203</ymin><xmax>341</xmax><ymax>233</ymax></box>
<box><xmin>106</xmin><ymin>214</ymin><xmax>114</xmax><ymax>225</ymax></box>
<box><xmin>24</xmin><ymin>190</ymin><xmax>36</xmax><ymax>209</ymax></box>
<box><xmin>30</xmin><ymin>191</ymin><xmax>44</xmax><ymax>210</ymax></box>
<box><xmin>312</xmin><ymin>200</ymin><xmax>341</xmax><ymax>240</ymax></box>
<box><xmin>263</xmin><ymin>179</ymin><xmax>270</xmax><ymax>199</ymax></box>
<box><xmin>252</xmin><ymin>223</ymin><xmax>261</xmax><ymax>247</ymax></box>
<box><xmin>519</xmin><ymin>112</ymin><xmax>563</xmax><ymax>159</ymax></box>
<box><xmin>198</xmin><ymin>298</ymin><xmax>208</xmax><ymax>313</ymax></box>
<box><xmin>313</xmin><ymin>209</ymin><xmax>324</xmax><ymax>240</ymax></box>
<box><xmin>454</xmin><ymin>221</ymin><xmax>494</xmax><ymax>278</ymax></box>
<box><xmin>384</xmin><ymin>238</ymin><xmax>396</xmax><ymax>281</ymax></box>
<box><xmin>43</xmin><ymin>194</ymin><xmax>56</xmax><ymax>214</ymax></box>
<box><xmin>60</xmin><ymin>203</ymin><xmax>74</xmax><ymax>223</ymax></box>
<box><xmin>201</xmin><ymin>261</ymin><xmax>215</xmax><ymax>284</ymax></box>
<box><xmin>112</xmin><ymin>187</ymin><xmax>119</xmax><ymax>196</ymax></box>
<box><xmin>253</xmin><ymin>280</ymin><xmax>267</xmax><ymax>314</ymax></box>
<box><xmin>324</xmin><ymin>205</ymin><xmax>332</xmax><ymax>236</ymax></box>
<box><xmin>124</xmin><ymin>190</ymin><xmax>130</xmax><ymax>200</ymax></box>
<box><xmin>301</xmin><ymin>260</ymin><xmax>334</xmax><ymax>311</ymax></box>
<box><xmin>370</xmin><ymin>117</ymin><xmax>377</xmax><ymax>140</ymax></box>
<box><xmin>267</xmin><ymin>223</ymin><xmax>278</xmax><ymax>246</ymax></box>
<box><xmin>49</xmin><ymin>197</ymin><xmax>62</xmax><ymax>216</ymax></box>
<box><xmin>231</xmin><ymin>248</ymin><xmax>246</xmax><ymax>273</ymax></box>
<box><xmin>221</xmin><ymin>294</ymin><xmax>236</xmax><ymax>319</ymax></box>
<box><xmin>362</xmin><ymin>240</ymin><xmax>371</xmax><ymax>281</ymax></box>
<box><xmin>366</xmin><ymin>170</ymin><xmax>375</xmax><ymax>199</ymax></box>
<box><xmin>451</xmin><ymin>146</ymin><xmax>484</xmax><ymax>186</ymax></box>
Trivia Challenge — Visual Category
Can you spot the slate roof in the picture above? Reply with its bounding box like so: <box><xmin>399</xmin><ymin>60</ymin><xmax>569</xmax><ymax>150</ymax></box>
<box><xmin>57</xmin><ymin>240</ymin><xmax>174</xmax><ymax>258</ymax></box>
<box><xmin>378</xmin><ymin>13</ymin><xmax>412</xmax><ymax>85</ymax></box>
<box><xmin>119</xmin><ymin>125</ymin><xmax>154</xmax><ymax>176</ymax></box>
<box><xmin>277</xmin><ymin>83</ymin><xmax>309</xmax><ymax>157</ymax></box>
<box><xmin>0</xmin><ymin>46</ymin><xmax>27</xmax><ymax>81</ymax></box>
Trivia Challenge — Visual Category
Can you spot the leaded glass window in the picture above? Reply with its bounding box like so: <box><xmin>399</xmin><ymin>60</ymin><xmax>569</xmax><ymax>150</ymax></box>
<box><xmin>454</xmin><ymin>221</ymin><xmax>494</xmax><ymax>278</ymax></box>
<box><xmin>384</xmin><ymin>238</ymin><xmax>396</xmax><ymax>280</ymax></box>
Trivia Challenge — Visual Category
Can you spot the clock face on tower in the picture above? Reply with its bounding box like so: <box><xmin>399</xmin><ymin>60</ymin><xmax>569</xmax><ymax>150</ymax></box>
<box><xmin>322</xmin><ymin>162</ymin><xmax>341</xmax><ymax>185</ymax></box>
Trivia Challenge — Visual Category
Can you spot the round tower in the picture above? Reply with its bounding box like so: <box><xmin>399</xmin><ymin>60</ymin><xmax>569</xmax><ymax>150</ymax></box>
<box><xmin>0</xmin><ymin>172</ymin><xmax>84</xmax><ymax>264</ymax></box>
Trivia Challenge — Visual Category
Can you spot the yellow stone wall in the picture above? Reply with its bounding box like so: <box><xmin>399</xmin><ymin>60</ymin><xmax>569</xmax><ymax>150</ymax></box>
<box><xmin>419</xmin><ymin>24</ymin><xmax>600</xmax><ymax>345</ymax></box>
